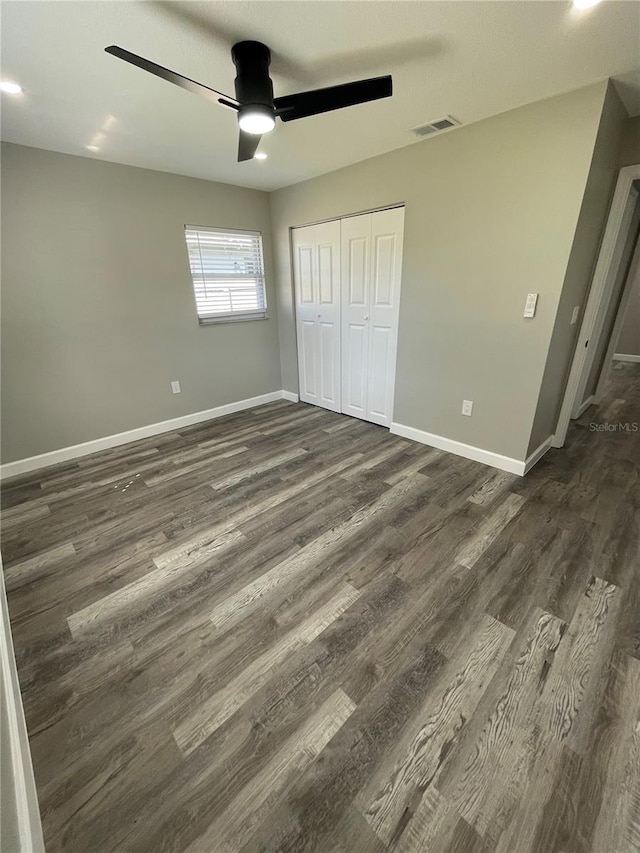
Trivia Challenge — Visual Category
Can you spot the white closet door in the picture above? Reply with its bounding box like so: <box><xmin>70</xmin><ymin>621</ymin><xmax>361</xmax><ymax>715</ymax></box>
<box><xmin>366</xmin><ymin>207</ymin><xmax>405</xmax><ymax>426</ymax></box>
<box><xmin>292</xmin><ymin>221</ymin><xmax>341</xmax><ymax>411</ymax></box>
<box><xmin>341</xmin><ymin>213</ymin><xmax>372</xmax><ymax>419</ymax></box>
<box><xmin>341</xmin><ymin>208</ymin><xmax>404</xmax><ymax>426</ymax></box>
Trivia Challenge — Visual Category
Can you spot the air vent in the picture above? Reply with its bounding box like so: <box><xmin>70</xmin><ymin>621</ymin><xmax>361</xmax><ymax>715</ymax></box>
<box><xmin>412</xmin><ymin>115</ymin><xmax>461</xmax><ymax>137</ymax></box>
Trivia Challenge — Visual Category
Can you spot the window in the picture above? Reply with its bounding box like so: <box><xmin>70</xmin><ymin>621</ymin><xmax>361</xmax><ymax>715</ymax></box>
<box><xmin>184</xmin><ymin>225</ymin><xmax>267</xmax><ymax>324</ymax></box>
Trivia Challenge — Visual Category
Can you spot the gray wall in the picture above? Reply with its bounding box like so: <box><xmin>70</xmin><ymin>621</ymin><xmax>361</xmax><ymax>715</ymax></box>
<box><xmin>1</xmin><ymin>81</ymin><xmax>620</xmax><ymax>466</ymax></box>
<box><xmin>616</xmin><ymin>234</ymin><xmax>640</xmax><ymax>357</ymax></box>
<box><xmin>1</xmin><ymin>144</ymin><xmax>281</xmax><ymax>463</ymax></box>
<box><xmin>270</xmin><ymin>82</ymin><xmax>609</xmax><ymax>462</ymax></box>
<box><xmin>619</xmin><ymin>115</ymin><xmax>640</xmax><ymax>167</ymax></box>
<box><xmin>528</xmin><ymin>82</ymin><xmax>628</xmax><ymax>451</ymax></box>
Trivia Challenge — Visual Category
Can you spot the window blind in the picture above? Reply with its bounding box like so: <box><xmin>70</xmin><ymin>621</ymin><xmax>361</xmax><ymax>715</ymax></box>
<box><xmin>184</xmin><ymin>226</ymin><xmax>267</xmax><ymax>323</ymax></box>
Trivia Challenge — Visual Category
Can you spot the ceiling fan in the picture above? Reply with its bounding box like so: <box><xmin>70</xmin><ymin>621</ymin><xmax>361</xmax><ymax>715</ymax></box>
<box><xmin>105</xmin><ymin>41</ymin><xmax>392</xmax><ymax>162</ymax></box>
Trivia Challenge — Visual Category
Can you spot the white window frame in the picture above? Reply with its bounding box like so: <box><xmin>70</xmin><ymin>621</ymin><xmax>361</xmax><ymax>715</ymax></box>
<box><xmin>184</xmin><ymin>225</ymin><xmax>268</xmax><ymax>325</ymax></box>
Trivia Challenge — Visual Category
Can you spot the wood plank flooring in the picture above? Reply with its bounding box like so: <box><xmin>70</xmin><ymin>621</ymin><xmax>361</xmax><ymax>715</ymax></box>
<box><xmin>2</xmin><ymin>362</ymin><xmax>639</xmax><ymax>853</ymax></box>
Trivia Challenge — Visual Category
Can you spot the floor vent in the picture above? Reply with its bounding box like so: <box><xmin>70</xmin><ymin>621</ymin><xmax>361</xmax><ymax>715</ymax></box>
<box><xmin>412</xmin><ymin>115</ymin><xmax>461</xmax><ymax>137</ymax></box>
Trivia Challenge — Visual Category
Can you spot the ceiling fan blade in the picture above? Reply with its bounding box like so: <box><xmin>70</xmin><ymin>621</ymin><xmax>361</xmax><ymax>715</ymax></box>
<box><xmin>238</xmin><ymin>130</ymin><xmax>262</xmax><ymax>162</ymax></box>
<box><xmin>274</xmin><ymin>75</ymin><xmax>392</xmax><ymax>122</ymax></box>
<box><xmin>105</xmin><ymin>45</ymin><xmax>239</xmax><ymax>108</ymax></box>
<box><xmin>218</xmin><ymin>98</ymin><xmax>240</xmax><ymax>111</ymax></box>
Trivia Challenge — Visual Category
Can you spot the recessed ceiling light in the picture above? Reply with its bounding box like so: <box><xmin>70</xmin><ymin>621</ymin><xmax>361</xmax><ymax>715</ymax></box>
<box><xmin>0</xmin><ymin>81</ymin><xmax>23</xmax><ymax>95</ymax></box>
<box><xmin>254</xmin><ymin>152</ymin><xmax>268</xmax><ymax>160</ymax></box>
<box><xmin>572</xmin><ymin>0</ymin><xmax>601</xmax><ymax>9</ymax></box>
<box><xmin>85</xmin><ymin>145</ymin><xmax>100</xmax><ymax>152</ymax></box>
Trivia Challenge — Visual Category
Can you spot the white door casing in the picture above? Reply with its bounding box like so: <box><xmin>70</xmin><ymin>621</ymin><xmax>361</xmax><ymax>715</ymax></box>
<box><xmin>292</xmin><ymin>221</ymin><xmax>341</xmax><ymax>412</ymax></box>
<box><xmin>570</xmin><ymin>184</ymin><xmax>639</xmax><ymax>418</ymax></box>
<box><xmin>594</xmin><ymin>228</ymin><xmax>640</xmax><ymax>398</ymax></box>
<box><xmin>554</xmin><ymin>164</ymin><xmax>640</xmax><ymax>447</ymax></box>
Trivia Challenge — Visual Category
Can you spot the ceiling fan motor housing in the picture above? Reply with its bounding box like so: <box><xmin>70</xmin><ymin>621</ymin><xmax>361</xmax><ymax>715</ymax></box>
<box><xmin>232</xmin><ymin>41</ymin><xmax>275</xmax><ymax>111</ymax></box>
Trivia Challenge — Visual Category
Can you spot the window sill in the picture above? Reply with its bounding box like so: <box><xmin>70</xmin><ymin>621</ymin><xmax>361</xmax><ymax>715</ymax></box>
<box><xmin>198</xmin><ymin>313</ymin><xmax>269</xmax><ymax>326</ymax></box>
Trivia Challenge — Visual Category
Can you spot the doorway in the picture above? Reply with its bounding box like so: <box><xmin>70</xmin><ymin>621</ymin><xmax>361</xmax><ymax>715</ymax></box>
<box><xmin>591</xmin><ymin>224</ymin><xmax>640</xmax><ymax>402</ymax></box>
<box><xmin>554</xmin><ymin>165</ymin><xmax>640</xmax><ymax>446</ymax></box>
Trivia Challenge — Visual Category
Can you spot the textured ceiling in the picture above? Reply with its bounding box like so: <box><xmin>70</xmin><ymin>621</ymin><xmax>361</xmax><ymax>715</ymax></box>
<box><xmin>1</xmin><ymin>0</ymin><xmax>639</xmax><ymax>191</ymax></box>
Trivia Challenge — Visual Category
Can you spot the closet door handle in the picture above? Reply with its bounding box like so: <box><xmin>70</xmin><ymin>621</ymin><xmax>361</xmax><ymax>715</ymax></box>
<box><xmin>364</xmin><ymin>315</ymin><xmax>369</xmax><ymax>321</ymax></box>
<box><xmin>317</xmin><ymin>313</ymin><xmax>322</xmax><ymax>319</ymax></box>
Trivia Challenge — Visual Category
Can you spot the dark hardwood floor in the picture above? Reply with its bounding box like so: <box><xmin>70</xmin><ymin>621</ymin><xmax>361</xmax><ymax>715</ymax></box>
<box><xmin>2</xmin><ymin>362</ymin><xmax>639</xmax><ymax>852</ymax></box>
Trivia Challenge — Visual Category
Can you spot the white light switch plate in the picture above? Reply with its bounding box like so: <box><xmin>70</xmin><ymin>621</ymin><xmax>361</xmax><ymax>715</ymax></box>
<box><xmin>462</xmin><ymin>400</ymin><xmax>473</xmax><ymax>416</ymax></box>
<box><xmin>171</xmin><ymin>380</ymin><xmax>181</xmax><ymax>394</ymax></box>
<box><xmin>524</xmin><ymin>293</ymin><xmax>538</xmax><ymax>318</ymax></box>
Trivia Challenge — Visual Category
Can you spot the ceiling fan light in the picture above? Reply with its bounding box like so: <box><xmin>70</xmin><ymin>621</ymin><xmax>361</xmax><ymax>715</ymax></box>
<box><xmin>238</xmin><ymin>107</ymin><xmax>275</xmax><ymax>135</ymax></box>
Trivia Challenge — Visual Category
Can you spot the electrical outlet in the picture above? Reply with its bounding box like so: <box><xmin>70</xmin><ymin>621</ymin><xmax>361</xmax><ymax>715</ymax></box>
<box><xmin>462</xmin><ymin>400</ymin><xmax>473</xmax><ymax>416</ymax></box>
<box><xmin>570</xmin><ymin>306</ymin><xmax>580</xmax><ymax>325</ymax></box>
<box><xmin>171</xmin><ymin>380</ymin><xmax>181</xmax><ymax>394</ymax></box>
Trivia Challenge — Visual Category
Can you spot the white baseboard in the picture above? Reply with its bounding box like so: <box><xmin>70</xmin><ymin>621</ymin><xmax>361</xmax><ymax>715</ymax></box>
<box><xmin>574</xmin><ymin>395</ymin><xmax>595</xmax><ymax>418</ymax></box>
<box><xmin>523</xmin><ymin>437</ymin><xmax>553</xmax><ymax>474</ymax></box>
<box><xmin>390</xmin><ymin>422</ymin><xmax>533</xmax><ymax>476</ymax></box>
<box><xmin>0</xmin><ymin>390</ymin><xmax>297</xmax><ymax>480</ymax></box>
<box><xmin>613</xmin><ymin>353</ymin><xmax>640</xmax><ymax>363</ymax></box>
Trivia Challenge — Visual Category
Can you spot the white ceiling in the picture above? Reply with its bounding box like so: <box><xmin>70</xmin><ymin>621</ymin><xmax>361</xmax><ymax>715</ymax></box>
<box><xmin>1</xmin><ymin>0</ymin><xmax>639</xmax><ymax>191</ymax></box>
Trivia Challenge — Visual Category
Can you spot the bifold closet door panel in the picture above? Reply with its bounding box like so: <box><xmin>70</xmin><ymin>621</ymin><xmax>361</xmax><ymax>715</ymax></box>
<box><xmin>366</xmin><ymin>206</ymin><xmax>405</xmax><ymax>426</ymax></box>
<box><xmin>292</xmin><ymin>221</ymin><xmax>341</xmax><ymax>412</ymax></box>
<box><xmin>341</xmin><ymin>213</ymin><xmax>372</xmax><ymax>419</ymax></box>
<box><xmin>340</xmin><ymin>207</ymin><xmax>404</xmax><ymax>425</ymax></box>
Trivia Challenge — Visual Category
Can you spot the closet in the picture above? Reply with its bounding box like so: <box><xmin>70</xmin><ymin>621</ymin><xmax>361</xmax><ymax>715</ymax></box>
<box><xmin>292</xmin><ymin>206</ymin><xmax>404</xmax><ymax>427</ymax></box>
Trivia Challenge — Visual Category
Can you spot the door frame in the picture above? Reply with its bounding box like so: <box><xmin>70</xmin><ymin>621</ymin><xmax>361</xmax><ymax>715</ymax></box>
<box><xmin>594</xmin><ymin>229</ymin><xmax>640</xmax><ymax>399</ymax></box>
<box><xmin>570</xmin><ymin>183</ymin><xmax>639</xmax><ymax>419</ymax></box>
<box><xmin>553</xmin><ymin>163</ymin><xmax>640</xmax><ymax>448</ymax></box>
